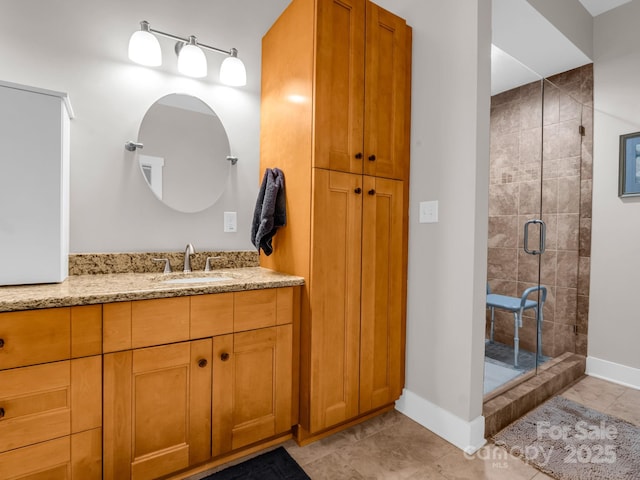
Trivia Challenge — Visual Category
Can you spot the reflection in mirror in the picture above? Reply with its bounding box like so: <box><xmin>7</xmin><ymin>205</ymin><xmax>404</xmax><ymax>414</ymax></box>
<box><xmin>137</xmin><ymin>94</ymin><xmax>231</xmax><ymax>213</ymax></box>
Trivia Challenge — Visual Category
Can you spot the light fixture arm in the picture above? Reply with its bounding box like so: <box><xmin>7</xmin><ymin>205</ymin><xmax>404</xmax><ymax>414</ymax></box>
<box><xmin>146</xmin><ymin>25</ymin><xmax>233</xmax><ymax>57</ymax></box>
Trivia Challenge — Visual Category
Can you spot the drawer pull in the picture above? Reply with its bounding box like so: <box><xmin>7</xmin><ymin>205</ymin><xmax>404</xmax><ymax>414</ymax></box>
<box><xmin>220</xmin><ymin>352</ymin><xmax>230</xmax><ymax>362</ymax></box>
<box><xmin>368</xmin><ymin>154</ymin><xmax>376</xmax><ymax>161</ymax></box>
<box><xmin>355</xmin><ymin>152</ymin><xmax>363</xmax><ymax>159</ymax></box>
<box><xmin>0</xmin><ymin>407</ymin><xmax>4</xmax><ymax>419</ymax></box>
<box><xmin>0</xmin><ymin>338</ymin><xmax>4</xmax><ymax>348</ymax></box>
<box><xmin>198</xmin><ymin>359</ymin><xmax>208</xmax><ymax>368</ymax></box>
<box><xmin>368</xmin><ymin>189</ymin><xmax>376</xmax><ymax>195</ymax></box>
<box><xmin>354</xmin><ymin>188</ymin><xmax>362</xmax><ymax>194</ymax></box>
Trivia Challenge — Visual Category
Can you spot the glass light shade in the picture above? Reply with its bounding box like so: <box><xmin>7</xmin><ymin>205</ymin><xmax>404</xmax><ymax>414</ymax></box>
<box><xmin>128</xmin><ymin>30</ymin><xmax>162</xmax><ymax>67</ymax></box>
<box><xmin>220</xmin><ymin>56</ymin><xmax>247</xmax><ymax>87</ymax></box>
<box><xmin>178</xmin><ymin>44</ymin><xmax>207</xmax><ymax>78</ymax></box>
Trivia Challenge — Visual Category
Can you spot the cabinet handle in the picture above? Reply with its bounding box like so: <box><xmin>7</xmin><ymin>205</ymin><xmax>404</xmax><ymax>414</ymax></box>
<box><xmin>198</xmin><ymin>358</ymin><xmax>208</xmax><ymax>368</ymax></box>
<box><xmin>0</xmin><ymin>408</ymin><xmax>4</xmax><ymax>419</ymax></box>
<box><xmin>368</xmin><ymin>189</ymin><xmax>376</xmax><ymax>195</ymax></box>
<box><xmin>220</xmin><ymin>352</ymin><xmax>230</xmax><ymax>362</ymax></box>
<box><xmin>0</xmin><ymin>338</ymin><xmax>4</xmax><ymax>349</ymax></box>
<box><xmin>355</xmin><ymin>152</ymin><xmax>363</xmax><ymax>159</ymax></box>
<box><xmin>354</xmin><ymin>188</ymin><xmax>362</xmax><ymax>194</ymax></box>
<box><xmin>368</xmin><ymin>154</ymin><xmax>376</xmax><ymax>161</ymax></box>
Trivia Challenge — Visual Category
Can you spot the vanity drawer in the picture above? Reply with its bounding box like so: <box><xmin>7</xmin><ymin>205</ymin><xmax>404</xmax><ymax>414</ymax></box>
<box><xmin>103</xmin><ymin>297</ymin><xmax>190</xmax><ymax>352</ymax></box>
<box><xmin>0</xmin><ymin>308</ymin><xmax>70</xmax><ymax>370</ymax></box>
<box><xmin>0</xmin><ymin>428</ymin><xmax>102</xmax><ymax>480</ymax></box>
<box><xmin>0</xmin><ymin>306</ymin><xmax>102</xmax><ymax>370</ymax></box>
<box><xmin>0</xmin><ymin>356</ymin><xmax>102</xmax><ymax>453</ymax></box>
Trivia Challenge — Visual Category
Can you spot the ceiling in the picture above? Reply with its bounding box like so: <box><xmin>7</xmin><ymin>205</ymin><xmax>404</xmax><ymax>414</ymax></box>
<box><xmin>491</xmin><ymin>0</ymin><xmax>631</xmax><ymax>95</ymax></box>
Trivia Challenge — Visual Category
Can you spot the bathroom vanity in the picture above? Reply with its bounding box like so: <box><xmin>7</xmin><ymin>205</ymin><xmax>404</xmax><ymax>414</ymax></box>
<box><xmin>0</xmin><ymin>267</ymin><xmax>303</xmax><ymax>480</ymax></box>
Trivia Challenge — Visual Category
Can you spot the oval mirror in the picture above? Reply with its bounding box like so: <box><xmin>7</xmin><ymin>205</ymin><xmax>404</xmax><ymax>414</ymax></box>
<box><xmin>137</xmin><ymin>93</ymin><xmax>231</xmax><ymax>213</ymax></box>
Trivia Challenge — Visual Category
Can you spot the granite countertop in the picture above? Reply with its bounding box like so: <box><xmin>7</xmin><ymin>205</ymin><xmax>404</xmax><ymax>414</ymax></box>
<box><xmin>0</xmin><ymin>267</ymin><xmax>304</xmax><ymax>313</ymax></box>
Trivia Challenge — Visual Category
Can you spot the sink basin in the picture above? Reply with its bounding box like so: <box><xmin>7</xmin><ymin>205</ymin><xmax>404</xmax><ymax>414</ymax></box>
<box><xmin>160</xmin><ymin>276</ymin><xmax>232</xmax><ymax>284</ymax></box>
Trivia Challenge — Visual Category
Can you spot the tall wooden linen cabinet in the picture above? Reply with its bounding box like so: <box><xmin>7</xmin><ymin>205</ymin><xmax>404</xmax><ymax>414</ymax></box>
<box><xmin>260</xmin><ymin>0</ymin><xmax>411</xmax><ymax>441</ymax></box>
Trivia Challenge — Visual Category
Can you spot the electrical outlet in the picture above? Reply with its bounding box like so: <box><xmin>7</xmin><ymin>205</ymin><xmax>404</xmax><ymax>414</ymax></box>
<box><xmin>224</xmin><ymin>212</ymin><xmax>237</xmax><ymax>232</ymax></box>
<box><xmin>419</xmin><ymin>201</ymin><xmax>438</xmax><ymax>223</ymax></box>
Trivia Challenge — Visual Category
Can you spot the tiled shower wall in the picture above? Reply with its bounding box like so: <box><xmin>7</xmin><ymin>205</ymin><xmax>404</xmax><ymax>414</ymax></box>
<box><xmin>487</xmin><ymin>64</ymin><xmax>593</xmax><ymax>359</ymax></box>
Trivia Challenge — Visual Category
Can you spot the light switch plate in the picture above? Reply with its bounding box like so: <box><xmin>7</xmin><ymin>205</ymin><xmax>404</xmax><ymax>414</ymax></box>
<box><xmin>419</xmin><ymin>201</ymin><xmax>439</xmax><ymax>223</ymax></box>
<box><xmin>224</xmin><ymin>211</ymin><xmax>237</xmax><ymax>232</ymax></box>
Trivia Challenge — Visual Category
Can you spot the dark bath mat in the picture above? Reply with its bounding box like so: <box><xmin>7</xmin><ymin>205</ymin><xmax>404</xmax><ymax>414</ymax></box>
<box><xmin>493</xmin><ymin>395</ymin><xmax>640</xmax><ymax>480</ymax></box>
<box><xmin>201</xmin><ymin>447</ymin><xmax>310</xmax><ymax>480</ymax></box>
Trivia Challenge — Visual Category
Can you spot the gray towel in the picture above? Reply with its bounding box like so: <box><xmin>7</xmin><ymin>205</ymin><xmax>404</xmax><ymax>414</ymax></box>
<box><xmin>251</xmin><ymin>168</ymin><xmax>286</xmax><ymax>256</ymax></box>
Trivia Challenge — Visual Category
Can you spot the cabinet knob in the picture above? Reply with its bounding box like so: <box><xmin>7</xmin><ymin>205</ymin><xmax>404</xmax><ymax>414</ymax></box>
<box><xmin>0</xmin><ymin>408</ymin><xmax>4</xmax><ymax>419</ymax></box>
<box><xmin>368</xmin><ymin>154</ymin><xmax>376</xmax><ymax>161</ymax></box>
<box><xmin>220</xmin><ymin>352</ymin><xmax>230</xmax><ymax>362</ymax></box>
<box><xmin>354</xmin><ymin>187</ymin><xmax>362</xmax><ymax>194</ymax></box>
<box><xmin>0</xmin><ymin>338</ymin><xmax>4</xmax><ymax>349</ymax></box>
<box><xmin>355</xmin><ymin>152</ymin><xmax>363</xmax><ymax>159</ymax></box>
<box><xmin>198</xmin><ymin>358</ymin><xmax>208</xmax><ymax>368</ymax></box>
<box><xmin>368</xmin><ymin>189</ymin><xmax>376</xmax><ymax>195</ymax></box>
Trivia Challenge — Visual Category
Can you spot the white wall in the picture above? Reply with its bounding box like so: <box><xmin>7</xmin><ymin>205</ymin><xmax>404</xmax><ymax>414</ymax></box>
<box><xmin>0</xmin><ymin>0</ymin><xmax>289</xmax><ymax>252</ymax></box>
<box><xmin>589</xmin><ymin>0</ymin><xmax>640</xmax><ymax>380</ymax></box>
<box><xmin>375</xmin><ymin>0</ymin><xmax>491</xmax><ymax>451</ymax></box>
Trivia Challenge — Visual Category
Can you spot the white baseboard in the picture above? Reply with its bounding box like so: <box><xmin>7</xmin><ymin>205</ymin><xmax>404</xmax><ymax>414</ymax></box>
<box><xmin>586</xmin><ymin>356</ymin><xmax>640</xmax><ymax>390</ymax></box>
<box><xmin>395</xmin><ymin>388</ymin><xmax>486</xmax><ymax>454</ymax></box>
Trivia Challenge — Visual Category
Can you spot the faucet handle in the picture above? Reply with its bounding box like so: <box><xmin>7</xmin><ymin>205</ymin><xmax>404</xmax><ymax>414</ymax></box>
<box><xmin>153</xmin><ymin>258</ymin><xmax>172</xmax><ymax>274</ymax></box>
<box><xmin>204</xmin><ymin>256</ymin><xmax>223</xmax><ymax>272</ymax></box>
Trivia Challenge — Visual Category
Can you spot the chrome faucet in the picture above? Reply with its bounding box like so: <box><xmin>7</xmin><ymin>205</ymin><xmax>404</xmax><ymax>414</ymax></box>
<box><xmin>183</xmin><ymin>243</ymin><xmax>195</xmax><ymax>273</ymax></box>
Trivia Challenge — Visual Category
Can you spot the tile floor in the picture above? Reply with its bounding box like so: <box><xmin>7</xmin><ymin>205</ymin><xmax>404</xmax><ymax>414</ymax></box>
<box><xmin>190</xmin><ymin>376</ymin><xmax>639</xmax><ymax>479</ymax></box>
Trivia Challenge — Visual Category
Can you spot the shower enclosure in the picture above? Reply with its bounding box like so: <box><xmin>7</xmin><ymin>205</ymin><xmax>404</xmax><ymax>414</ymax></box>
<box><xmin>484</xmin><ymin>63</ymin><xmax>593</xmax><ymax>396</ymax></box>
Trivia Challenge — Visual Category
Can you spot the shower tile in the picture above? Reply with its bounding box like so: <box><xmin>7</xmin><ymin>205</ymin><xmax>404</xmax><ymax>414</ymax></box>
<box><xmin>580</xmin><ymin>141</ymin><xmax>593</xmax><ymax>180</ymax></box>
<box><xmin>520</xmin><ymin>80</ymin><xmax>542</xmax><ymax>98</ymax></box>
<box><xmin>489</xmin><ymin>183</ymin><xmax>519</xmax><ymax>215</ymax></box>
<box><xmin>519</xmin><ymin>127</ymin><xmax>542</xmax><ymax>164</ymax></box>
<box><xmin>579</xmin><ymin>217</ymin><xmax>591</xmax><ymax>257</ymax></box>
<box><xmin>487</xmin><ymin>279</ymin><xmax>518</xmax><ymax>296</ymax></box>
<box><xmin>556</xmin><ymin>250</ymin><xmax>578</xmax><ymax>288</ymax></box>
<box><xmin>491</xmin><ymin>101</ymin><xmax>521</xmax><ymax>135</ymax></box>
<box><xmin>520</xmin><ymin>91</ymin><xmax>543</xmax><ymax>130</ymax></box>
<box><xmin>517</xmin><ymin>250</ymin><xmax>539</xmax><ymax>284</ymax></box>
<box><xmin>580</xmin><ymin>179</ymin><xmax>592</xmax><ymax>218</ymax></box>
<box><xmin>541</xmin><ymin>214</ymin><xmax>558</xmax><ymax>250</ymax></box>
<box><xmin>542</xmin><ymin>179</ymin><xmax>559</xmax><ymax>213</ymax></box>
<box><xmin>553</xmin><ymin>323</ymin><xmax>576</xmax><ymax>356</ymax></box>
<box><xmin>555</xmin><ymin>287</ymin><xmax>577</xmax><ymax>325</ymax></box>
<box><xmin>559</xmin><ymin>83</ymin><xmax>582</xmax><ymax>122</ymax></box>
<box><xmin>575</xmin><ymin>333</ymin><xmax>588</xmax><ymax>356</ymax></box>
<box><xmin>492</xmin><ymin>88</ymin><xmax>521</xmax><ymax>107</ymax></box>
<box><xmin>576</xmin><ymin>295</ymin><xmax>589</xmax><ymax>334</ymax></box>
<box><xmin>543</xmin><ymin>122</ymin><xmax>581</xmax><ymax>160</ymax></box>
<box><xmin>490</xmin><ymin>132</ymin><xmax>519</xmax><ymax>169</ymax></box>
<box><xmin>488</xmin><ymin>216</ymin><xmax>518</xmax><ymax>248</ymax></box>
<box><xmin>557</xmin><ymin>214</ymin><xmax>580</xmax><ymax>250</ymax></box>
<box><xmin>540</xmin><ymin>250</ymin><xmax>558</xmax><ymax>286</ymax></box>
<box><xmin>518</xmin><ymin>181</ymin><xmax>541</xmax><ymax>215</ymax></box>
<box><xmin>543</xmin><ymin>86</ymin><xmax>560</xmax><ymax>125</ymax></box>
<box><xmin>577</xmin><ymin>256</ymin><xmax>590</xmax><ymax>296</ymax></box>
<box><xmin>488</xmin><ymin>248</ymin><xmax>518</xmax><ymax>281</ymax></box>
<box><xmin>557</xmin><ymin>176</ymin><xmax>580</xmax><ymax>213</ymax></box>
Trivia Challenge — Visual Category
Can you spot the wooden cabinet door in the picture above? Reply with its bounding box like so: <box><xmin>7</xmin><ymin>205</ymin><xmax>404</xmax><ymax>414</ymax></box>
<box><xmin>212</xmin><ymin>326</ymin><xmax>292</xmax><ymax>456</ymax></box>
<box><xmin>363</xmin><ymin>2</ymin><xmax>409</xmax><ymax>180</ymax></box>
<box><xmin>314</xmin><ymin>0</ymin><xmax>366</xmax><ymax>174</ymax></box>
<box><xmin>103</xmin><ymin>340</ymin><xmax>212</xmax><ymax>480</ymax></box>
<box><xmin>359</xmin><ymin>176</ymin><xmax>404</xmax><ymax>412</ymax></box>
<box><xmin>308</xmin><ymin>169</ymin><xmax>362</xmax><ymax>431</ymax></box>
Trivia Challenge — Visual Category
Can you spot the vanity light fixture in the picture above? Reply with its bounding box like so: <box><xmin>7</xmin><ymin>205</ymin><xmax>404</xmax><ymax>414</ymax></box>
<box><xmin>128</xmin><ymin>21</ymin><xmax>247</xmax><ymax>86</ymax></box>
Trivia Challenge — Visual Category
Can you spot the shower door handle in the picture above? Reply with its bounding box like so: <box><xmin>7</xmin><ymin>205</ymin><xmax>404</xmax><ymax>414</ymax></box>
<box><xmin>523</xmin><ymin>219</ymin><xmax>546</xmax><ymax>255</ymax></box>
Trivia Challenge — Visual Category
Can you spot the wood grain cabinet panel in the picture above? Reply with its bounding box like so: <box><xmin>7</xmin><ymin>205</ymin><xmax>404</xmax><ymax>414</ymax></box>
<box><xmin>212</xmin><ymin>325</ymin><xmax>292</xmax><ymax>456</ymax></box>
<box><xmin>234</xmin><ymin>289</ymin><xmax>277</xmax><ymax>332</ymax></box>
<box><xmin>260</xmin><ymin>0</ymin><xmax>410</xmax><ymax>438</ymax></box>
<box><xmin>103</xmin><ymin>340</ymin><xmax>211</xmax><ymax>480</ymax></box>
<box><xmin>0</xmin><ymin>428</ymin><xmax>102</xmax><ymax>480</ymax></box>
<box><xmin>190</xmin><ymin>293</ymin><xmax>233</xmax><ymax>338</ymax></box>
<box><xmin>0</xmin><ymin>308</ymin><xmax>70</xmax><ymax>369</ymax></box>
<box><xmin>0</xmin><ymin>356</ymin><xmax>101</xmax><ymax>453</ymax></box>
